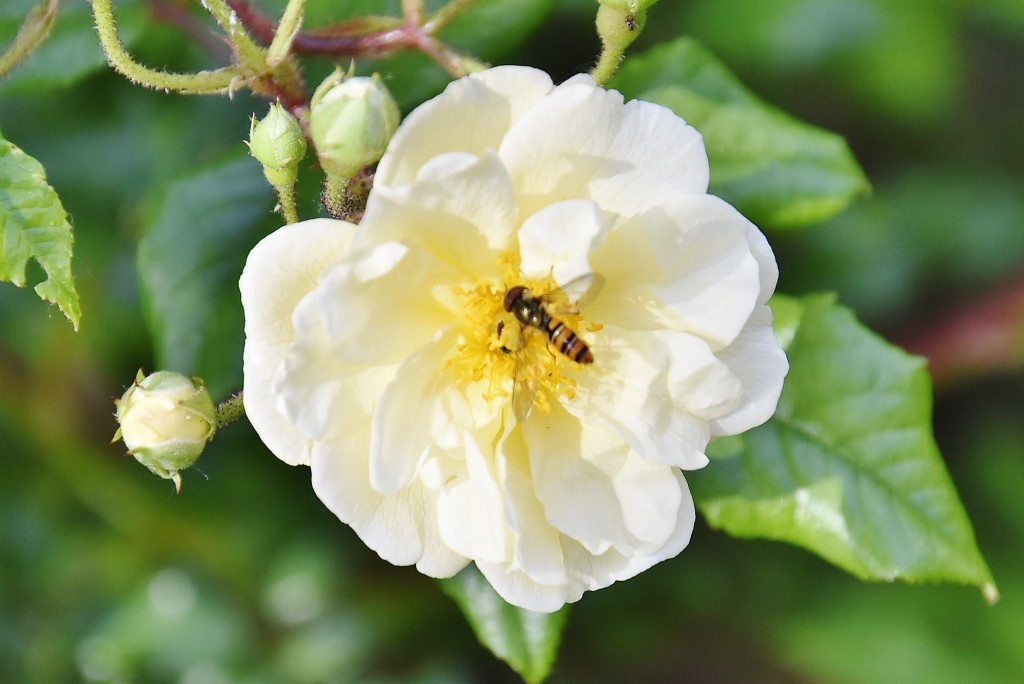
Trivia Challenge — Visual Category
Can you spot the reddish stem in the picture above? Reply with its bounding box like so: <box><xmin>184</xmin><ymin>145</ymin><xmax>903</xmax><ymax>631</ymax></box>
<box><xmin>898</xmin><ymin>275</ymin><xmax>1024</xmax><ymax>387</ymax></box>
<box><xmin>225</xmin><ymin>0</ymin><xmax>445</xmax><ymax>59</ymax></box>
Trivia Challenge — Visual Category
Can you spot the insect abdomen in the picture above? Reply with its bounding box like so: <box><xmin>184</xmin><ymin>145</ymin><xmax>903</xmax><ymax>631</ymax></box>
<box><xmin>504</xmin><ymin>286</ymin><xmax>594</xmax><ymax>364</ymax></box>
<box><xmin>547</xmin><ymin>319</ymin><xmax>593</xmax><ymax>364</ymax></box>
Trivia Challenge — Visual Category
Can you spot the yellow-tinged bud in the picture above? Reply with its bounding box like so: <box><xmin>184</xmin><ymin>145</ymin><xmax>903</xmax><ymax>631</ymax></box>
<box><xmin>113</xmin><ymin>370</ymin><xmax>217</xmax><ymax>492</ymax></box>
<box><xmin>248</xmin><ymin>103</ymin><xmax>307</xmax><ymax>187</ymax></box>
<box><xmin>309</xmin><ymin>70</ymin><xmax>400</xmax><ymax>179</ymax></box>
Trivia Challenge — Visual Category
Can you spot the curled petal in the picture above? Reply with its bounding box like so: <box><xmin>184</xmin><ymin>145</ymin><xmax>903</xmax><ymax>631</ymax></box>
<box><xmin>312</xmin><ymin>429</ymin><xmax>467</xmax><ymax>578</ymax></box>
<box><xmin>478</xmin><ymin>469</ymin><xmax>695</xmax><ymax>613</ymax></box>
<box><xmin>523</xmin><ymin>403</ymin><xmax>683</xmax><ymax>556</ymax></box>
<box><xmin>710</xmin><ymin>305</ymin><xmax>789</xmax><ymax>436</ymax></box>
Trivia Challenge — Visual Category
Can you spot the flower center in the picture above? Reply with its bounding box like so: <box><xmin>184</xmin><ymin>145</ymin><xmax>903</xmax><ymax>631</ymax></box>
<box><xmin>444</xmin><ymin>253</ymin><xmax>593</xmax><ymax>418</ymax></box>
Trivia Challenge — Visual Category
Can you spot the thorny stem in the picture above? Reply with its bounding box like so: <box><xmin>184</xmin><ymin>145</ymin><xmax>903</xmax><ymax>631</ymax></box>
<box><xmin>202</xmin><ymin>0</ymin><xmax>266</xmax><ymax>67</ymax></box>
<box><xmin>226</xmin><ymin>0</ymin><xmax>480</xmax><ymax>78</ymax></box>
<box><xmin>215</xmin><ymin>392</ymin><xmax>245</xmax><ymax>429</ymax></box>
<box><xmin>201</xmin><ymin>0</ymin><xmax>308</xmax><ymax>106</ymax></box>
<box><xmin>590</xmin><ymin>45</ymin><xmax>621</xmax><ymax>86</ymax></box>
<box><xmin>92</xmin><ymin>0</ymin><xmax>251</xmax><ymax>93</ymax></box>
<box><xmin>266</xmin><ymin>0</ymin><xmax>305</xmax><ymax>67</ymax></box>
<box><xmin>275</xmin><ymin>182</ymin><xmax>300</xmax><ymax>224</ymax></box>
<box><xmin>321</xmin><ymin>172</ymin><xmax>348</xmax><ymax>220</ymax></box>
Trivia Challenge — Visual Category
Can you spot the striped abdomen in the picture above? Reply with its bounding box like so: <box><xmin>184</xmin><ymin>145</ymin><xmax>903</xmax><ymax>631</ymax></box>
<box><xmin>504</xmin><ymin>286</ymin><xmax>593</xmax><ymax>364</ymax></box>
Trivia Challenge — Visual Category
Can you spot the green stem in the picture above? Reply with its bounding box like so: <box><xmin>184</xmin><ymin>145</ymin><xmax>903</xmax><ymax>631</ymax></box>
<box><xmin>322</xmin><ymin>172</ymin><xmax>347</xmax><ymax>219</ymax></box>
<box><xmin>275</xmin><ymin>181</ymin><xmax>300</xmax><ymax>224</ymax></box>
<box><xmin>91</xmin><ymin>0</ymin><xmax>249</xmax><ymax>93</ymax></box>
<box><xmin>202</xmin><ymin>0</ymin><xmax>267</xmax><ymax>68</ymax></box>
<box><xmin>424</xmin><ymin>0</ymin><xmax>478</xmax><ymax>33</ymax></box>
<box><xmin>591</xmin><ymin>4</ymin><xmax>645</xmax><ymax>86</ymax></box>
<box><xmin>266</xmin><ymin>0</ymin><xmax>306</xmax><ymax>67</ymax></box>
<box><xmin>590</xmin><ymin>45</ymin><xmax>621</xmax><ymax>86</ymax></box>
<box><xmin>0</xmin><ymin>0</ymin><xmax>58</xmax><ymax>79</ymax></box>
<box><xmin>215</xmin><ymin>392</ymin><xmax>246</xmax><ymax>429</ymax></box>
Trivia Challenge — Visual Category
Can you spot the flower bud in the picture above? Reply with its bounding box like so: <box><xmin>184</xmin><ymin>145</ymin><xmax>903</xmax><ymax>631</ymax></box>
<box><xmin>309</xmin><ymin>70</ymin><xmax>400</xmax><ymax>179</ymax></box>
<box><xmin>249</xmin><ymin>103</ymin><xmax>307</xmax><ymax>187</ymax></box>
<box><xmin>113</xmin><ymin>370</ymin><xmax>217</xmax><ymax>492</ymax></box>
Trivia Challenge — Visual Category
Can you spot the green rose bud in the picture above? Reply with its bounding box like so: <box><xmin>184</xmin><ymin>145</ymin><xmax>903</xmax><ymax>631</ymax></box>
<box><xmin>309</xmin><ymin>70</ymin><xmax>400</xmax><ymax>179</ymax></box>
<box><xmin>248</xmin><ymin>103</ymin><xmax>307</xmax><ymax>187</ymax></box>
<box><xmin>113</xmin><ymin>370</ymin><xmax>217</xmax><ymax>492</ymax></box>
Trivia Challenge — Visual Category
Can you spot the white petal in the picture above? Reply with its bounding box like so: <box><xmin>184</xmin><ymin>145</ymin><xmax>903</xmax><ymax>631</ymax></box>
<box><xmin>499</xmin><ymin>79</ymin><xmax>708</xmax><ymax>220</ymax></box>
<box><xmin>375</xmin><ymin>66</ymin><xmax>555</xmax><ymax>187</ymax></box>
<box><xmin>574</xmin><ymin>326</ymin><xmax>728</xmax><ymax>470</ymax></box>
<box><xmin>316</xmin><ymin>241</ymin><xmax>458</xmax><ymax>366</ymax></box>
<box><xmin>478</xmin><ymin>470</ymin><xmax>695</xmax><ymax>613</ymax></box>
<box><xmin>498</xmin><ymin>422</ymin><xmax>567</xmax><ymax>586</ymax></box>
<box><xmin>272</xmin><ymin>292</ymin><xmax>394</xmax><ymax>442</ymax></box>
<box><xmin>517</xmin><ymin>199</ymin><xmax>611</xmax><ymax>284</ymax></box>
<box><xmin>369</xmin><ymin>330</ymin><xmax>467</xmax><ymax>494</ymax></box>
<box><xmin>562</xmin><ymin>469</ymin><xmax>695</xmax><ymax>585</ymax></box>
<box><xmin>747</xmin><ymin>220</ymin><xmax>780</xmax><ymax>307</ymax></box>
<box><xmin>311</xmin><ymin>429</ymin><xmax>467</xmax><ymax>578</ymax></box>
<box><xmin>476</xmin><ymin>560</ymin><xmax>583</xmax><ymax>613</ymax></box>
<box><xmin>709</xmin><ymin>305</ymin><xmax>789</xmax><ymax>436</ymax></box>
<box><xmin>359</xmin><ymin>151</ymin><xmax>518</xmax><ymax>277</ymax></box>
<box><xmin>436</xmin><ymin>426</ymin><xmax>509</xmax><ymax>564</ymax></box>
<box><xmin>241</xmin><ymin>219</ymin><xmax>357</xmax><ymax>466</ymax></box>
<box><xmin>523</xmin><ymin>403</ymin><xmax>682</xmax><ymax>556</ymax></box>
<box><xmin>589</xmin><ymin>194</ymin><xmax>762</xmax><ymax>347</ymax></box>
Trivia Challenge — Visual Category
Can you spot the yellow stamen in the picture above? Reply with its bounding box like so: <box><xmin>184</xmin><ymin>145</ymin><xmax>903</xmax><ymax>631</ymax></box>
<box><xmin>443</xmin><ymin>252</ymin><xmax>596</xmax><ymax>418</ymax></box>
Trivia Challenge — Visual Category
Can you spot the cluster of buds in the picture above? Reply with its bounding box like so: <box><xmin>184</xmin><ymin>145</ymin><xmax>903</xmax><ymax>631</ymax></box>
<box><xmin>248</xmin><ymin>67</ymin><xmax>401</xmax><ymax>222</ymax></box>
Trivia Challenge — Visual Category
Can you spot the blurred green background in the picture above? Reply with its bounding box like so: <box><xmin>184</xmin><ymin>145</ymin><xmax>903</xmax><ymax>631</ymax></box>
<box><xmin>2</xmin><ymin>0</ymin><xmax>1022</xmax><ymax>681</ymax></box>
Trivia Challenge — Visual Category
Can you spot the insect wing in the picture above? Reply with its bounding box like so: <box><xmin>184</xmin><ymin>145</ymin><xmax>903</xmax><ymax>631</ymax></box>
<box><xmin>539</xmin><ymin>272</ymin><xmax>604</xmax><ymax>315</ymax></box>
<box><xmin>511</xmin><ymin>352</ymin><xmax>540</xmax><ymax>422</ymax></box>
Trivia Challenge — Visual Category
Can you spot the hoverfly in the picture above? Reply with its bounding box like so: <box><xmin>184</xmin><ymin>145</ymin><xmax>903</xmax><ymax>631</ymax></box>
<box><xmin>500</xmin><ymin>272</ymin><xmax>603</xmax><ymax>421</ymax></box>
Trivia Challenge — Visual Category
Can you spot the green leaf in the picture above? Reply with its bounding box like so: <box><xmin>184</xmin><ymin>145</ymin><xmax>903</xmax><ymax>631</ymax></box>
<box><xmin>689</xmin><ymin>294</ymin><xmax>997</xmax><ymax>600</ymax></box>
<box><xmin>0</xmin><ymin>128</ymin><xmax>80</xmax><ymax>330</ymax></box>
<box><xmin>609</xmin><ymin>37</ymin><xmax>870</xmax><ymax>229</ymax></box>
<box><xmin>440</xmin><ymin>567</ymin><xmax>569</xmax><ymax>684</ymax></box>
<box><xmin>137</xmin><ymin>152</ymin><xmax>273</xmax><ymax>399</ymax></box>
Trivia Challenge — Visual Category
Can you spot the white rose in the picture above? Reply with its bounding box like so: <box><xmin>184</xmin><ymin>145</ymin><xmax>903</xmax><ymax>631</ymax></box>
<box><xmin>240</xmin><ymin>66</ymin><xmax>787</xmax><ymax>612</ymax></box>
